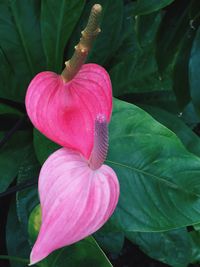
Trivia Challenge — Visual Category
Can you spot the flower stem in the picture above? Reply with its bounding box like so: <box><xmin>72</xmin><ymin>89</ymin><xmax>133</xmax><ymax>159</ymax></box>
<box><xmin>61</xmin><ymin>4</ymin><xmax>102</xmax><ymax>82</ymax></box>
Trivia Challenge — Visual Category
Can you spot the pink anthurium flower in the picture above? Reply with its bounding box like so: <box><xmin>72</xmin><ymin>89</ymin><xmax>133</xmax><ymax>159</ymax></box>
<box><xmin>25</xmin><ymin>4</ymin><xmax>111</xmax><ymax>160</ymax></box>
<box><xmin>29</xmin><ymin>114</ymin><xmax>119</xmax><ymax>265</ymax></box>
<box><xmin>25</xmin><ymin>64</ymin><xmax>112</xmax><ymax>159</ymax></box>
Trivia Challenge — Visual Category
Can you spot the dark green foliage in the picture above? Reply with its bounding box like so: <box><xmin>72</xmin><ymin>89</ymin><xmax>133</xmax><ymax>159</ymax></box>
<box><xmin>2</xmin><ymin>1</ymin><xmax>200</xmax><ymax>267</ymax></box>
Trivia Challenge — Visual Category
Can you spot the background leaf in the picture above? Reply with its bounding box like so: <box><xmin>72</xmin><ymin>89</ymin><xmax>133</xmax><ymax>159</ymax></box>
<box><xmin>141</xmin><ymin>105</ymin><xmax>200</xmax><ymax>157</ymax></box>
<box><xmin>16</xmin><ymin>145</ymin><xmax>40</xmax><ymax>239</ymax></box>
<box><xmin>41</xmin><ymin>0</ymin><xmax>85</xmax><ymax>72</ymax></box>
<box><xmin>33</xmin><ymin>129</ymin><xmax>60</xmax><ymax>165</ymax></box>
<box><xmin>110</xmin><ymin>11</ymin><xmax>172</xmax><ymax>96</ymax></box>
<box><xmin>190</xmin><ymin>230</ymin><xmax>200</xmax><ymax>264</ymax></box>
<box><xmin>156</xmin><ymin>0</ymin><xmax>190</xmax><ymax>73</ymax></box>
<box><xmin>0</xmin><ymin>0</ymin><xmax>45</xmax><ymax>102</ymax></box>
<box><xmin>6</xmin><ymin>199</ymin><xmax>30</xmax><ymax>267</ymax></box>
<box><xmin>120</xmin><ymin>90</ymin><xmax>178</xmax><ymax>114</ymax></box>
<box><xmin>133</xmin><ymin>0</ymin><xmax>175</xmax><ymax>16</ymax></box>
<box><xmin>0</xmin><ymin>130</ymin><xmax>32</xmax><ymax>193</ymax></box>
<box><xmin>189</xmin><ymin>26</ymin><xmax>200</xmax><ymax>116</ymax></box>
<box><xmin>107</xmin><ymin>99</ymin><xmax>200</xmax><ymax>231</ymax></box>
<box><xmin>94</xmin><ymin>220</ymin><xmax>124</xmax><ymax>254</ymax></box>
<box><xmin>0</xmin><ymin>103</ymin><xmax>24</xmax><ymax>131</ymax></box>
<box><xmin>0</xmin><ymin>103</ymin><xmax>22</xmax><ymax>117</ymax></box>
<box><xmin>126</xmin><ymin>228</ymin><xmax>191</xmax><ymax>267</ymax></box>
<box><xmin>172</xmin><ymin>32</ymin><xmax>194</xmax><ymax>111</ymax></box>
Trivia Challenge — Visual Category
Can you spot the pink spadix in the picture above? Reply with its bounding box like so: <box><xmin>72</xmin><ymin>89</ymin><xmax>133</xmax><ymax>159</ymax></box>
<box><xmin>30</xmin><ymin>115</ymin><xmax>119</xmax><ymax>265</ymax></box>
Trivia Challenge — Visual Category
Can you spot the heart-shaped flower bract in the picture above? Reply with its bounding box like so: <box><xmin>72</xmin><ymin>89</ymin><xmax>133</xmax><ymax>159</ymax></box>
<box><xmin>30</xmin><ymin>147</ymin><xmax>119</xmax><ymax>265</ymax></box>
<box><xmin>25</xmin><ymin>63</ymin><xmax>112</xmax><ymax>159</ymax></box>
<box><xmin>25</xmin><ymin>4</ymin><xmax>112</xmax><ymax>160</ymax></box>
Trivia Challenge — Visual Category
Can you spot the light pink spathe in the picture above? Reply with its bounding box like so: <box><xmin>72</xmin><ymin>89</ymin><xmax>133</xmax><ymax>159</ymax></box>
<box><xmin>30</xmin><ymin>148</ymin><xmax>119</xmax><ymax>265</ymax></box>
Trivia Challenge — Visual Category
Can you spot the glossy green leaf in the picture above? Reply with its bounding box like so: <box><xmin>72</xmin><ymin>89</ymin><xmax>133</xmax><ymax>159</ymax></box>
<box><xmin>110</xmin><ymin>12</ymin><xmax>172</xmax><ymax>96</ymax></box>
<box><xmin>173</xmin><ymin>31</ymin><xmax>195</xmax><ymax>111</ymax></box>
<box><xmin>141</xmin><ymin>105</ymin><xmax>200</xmax><ymax>157</ymax></box>
<box><xmin>182</xmin><ymin>101</ymin><xmax>200</xmax><ymax>128</ymax></box>
<box><xmin>112</xmin><ymin>2</ymin><xmax>135</xmax><ymax>60</ymax></box>
<box><xmin>120</xmin><ymin>90</ymin><xmax>178</xmax><ymax>114</ymax></box>
<box><xmin>0</xmin><ymin>103</ymin><xmax>23</xmax><ymax>131</ymax></box>
<box><xmin>94</xmin><ymin>232</ymin><xmax>124</xmax><ymax>254</ymax></box>
<box><xmin>16</xmin><ymin>145</ymin><xmax>40</xmax><ymax>239</ymax></box>
<box><xmin>6</xmin><ymin>199</ymin><xmax>30</xmax><ymax>267</ymax></box>
<box><xmin>33</xmin><ymin>129</ymin><xmax>60</xmax><ymax>165</ymax></box>
<box><xmin>135</xmin><ymin>11</ymin><xmax>162</xmax><ymax>48</ymax></box>
<box><xmin>190</xmin><ymin>26</ymin><xmax>200</xmax><ymax>115</ymax></box>
<box><xmin>0</xmin><ymin>130</ymin><xmax>32</xmax><ymax>193</ymax></box>
<box><xmin>156</xmin><ymin>0</ymin><xmax>190</xmax><ymax>73</ymax></box>
<box><xmin>190</xmin><ymin>230</ymin><xmax>200</xmax><ymax>264</ymax></box>
<box><xmin>0</xmin><ymin>0</ymin><xmax>45</xmax><ymax>102</ymax></box>
<box><xmin>106</xmin><ymin>99</ymin><xmax>200</xmax><ymax>231</ymax></box>
<box><xmin>0</xmin><ymin>255</ymin><xmax>29</xmax><ymax>266</ymax></box>
<box><xmin>133</xmin><ymin>0</ymin><xmax>175</xmax><ymax>16</ymax></box>
<box><xmin>109</xmin><ymin>2</ymin><xmax>137</xmax><ymax>70</ymax></box>
<box><xmin>0</xmin><ymin>103</ymin><xmax>22</xmax><ymax>116</ymax></box>
<box><xmin>110</xmin><ymin>51</ymin><xmax>172</xmax><ymax>96</ymax></box>
<box><xmin>172</xmin><ymin>0</ymin><xmax>200</xmax><ymax>110</ymax></box>
<box><xmin>28</xmin><ymin>205</ymin><xmax>112</xmax><ymax>267</ymax></box>
<box><xmin>126</xmin><ymin>229</ymin><xmax>191</xmax><ymax>267</ymax></box>
<box><xmin>41</xmin><ymin>0</ymin><xmax>85</xmax><ymax>72</ymax></box>
<box><xmin>94</xmin><ymin>220</ymin><xmax>124</xmax><ymax>254</ymax></box>
<box><xmin>87</xmin><ymin>0</ymin><xmax>124</xmax><ymax>65</ymax></box>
